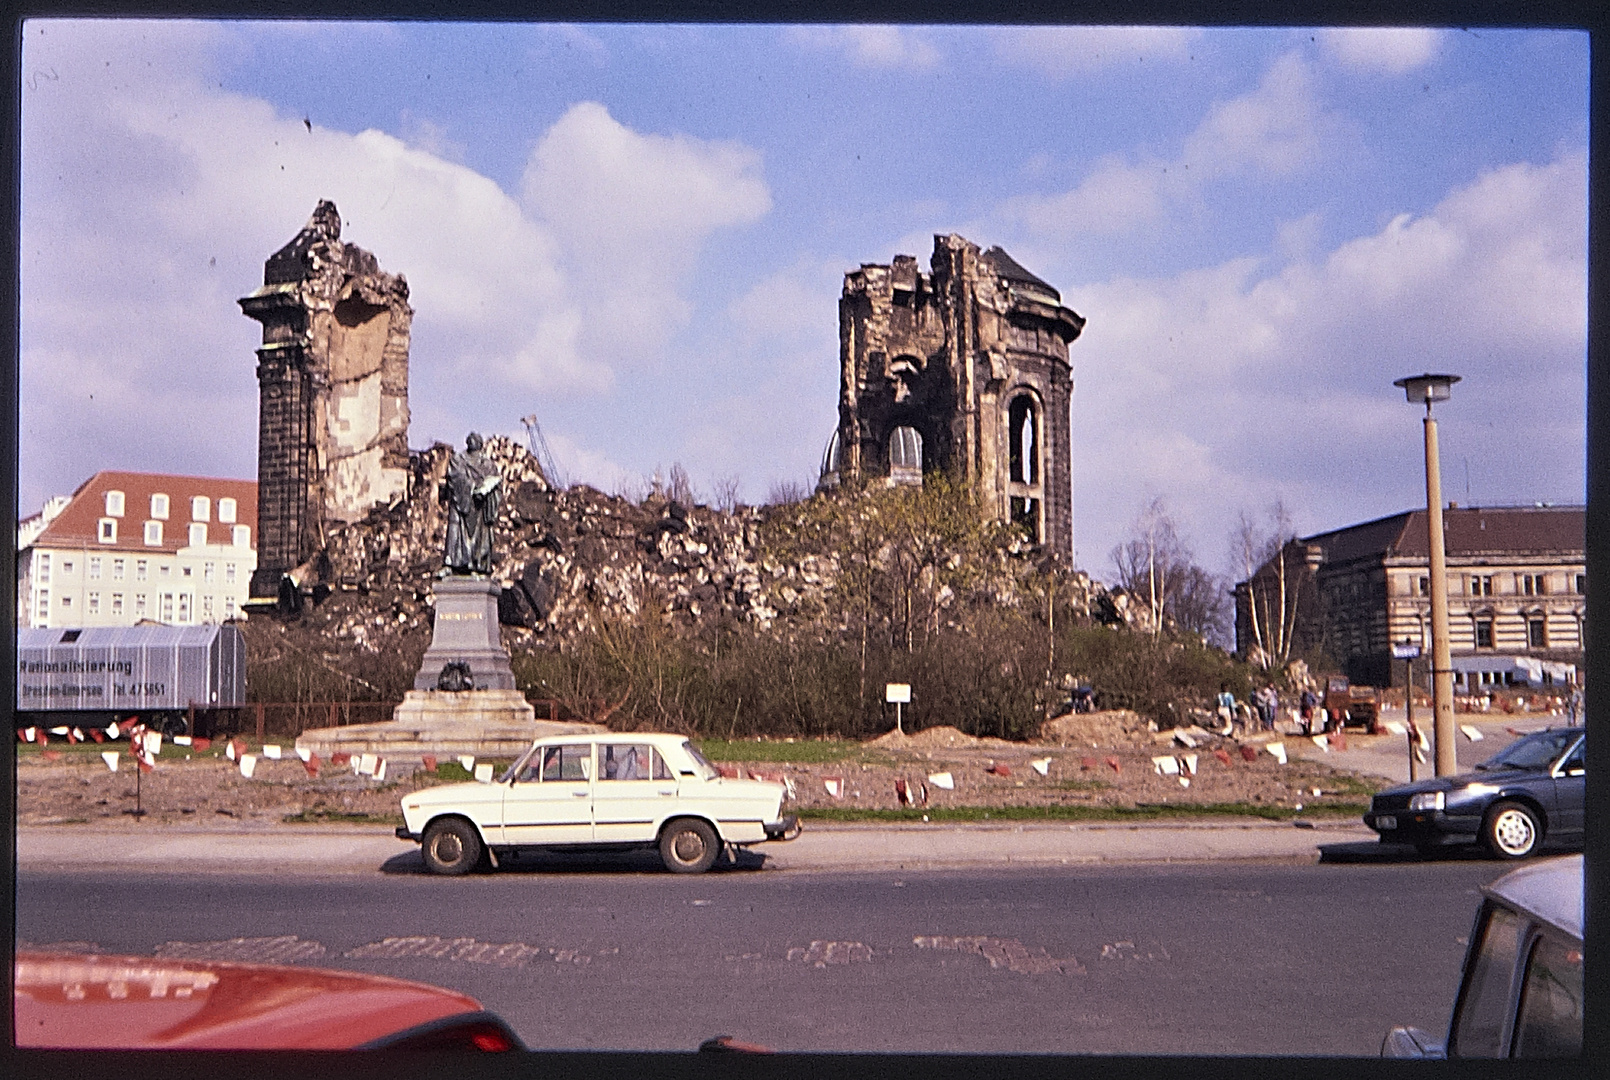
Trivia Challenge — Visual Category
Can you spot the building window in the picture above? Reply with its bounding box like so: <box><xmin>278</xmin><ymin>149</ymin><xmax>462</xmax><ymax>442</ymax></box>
<box><xmin>161</xmin><ymin>593</ymin><xmax>174</xmax><ymax>622</ymax></box>
<box><xmin>203</xmin><ymin>594</ymin><xmax>214</xmax><ymax>620</ymax></box>
<box><xmin>182</xmin><ymin>565</ymin><xmax>193</xmax><ymax>578</ymax></box>
<box><xmin>144</xmin><ymin>520</ymin><xmax>163</xmax><ymax>546</ymax></box>
<box><xmin>1008</xmin><ymin>395</ymin><xmax>1039</xmax><ymax>485</ymax></box>
<box><xmin>62</xmin><ymin>559</ymin><xmax>73</xmax><ymax>574</ymax></box>
<box><xmin>88</xmin><ymin>592</ymin><xmax>100</xmax><ymax>614</ymax></box>
<box><xmin>135</xmin><ymin>594</ymin><xmax>147</xmax><ymax>616</ymax></box>
<box><xmin>1475</xmin><ymin>618</ymin><xmax>1494</xmax><ymax>649</ymax></box>
<box><xmin>1528</xmin><ymin>618</ymin><xmax>1547</xmax><ymax>649</ymax></box>
<box><xmin>189</xmin><ymin>522</ymin><xmax>207</xmax><ymax>546</ymax></box>
<box><xmin>160</xmin><ymin>564</ymin><xmax>171</xmax><ymax>578</ymax></box>
<box><xmin>889</xmin><ymin>426</ymin><xmax>923</xmax><ymax>484</ymax></box>
<box><xmin>1576</xmin><ymin>574</ymin><xmax>1587</xmax><ymax>594</ymax></box>
<box><xmin>178</xmin><ymin>594</ymin><xmax>191</xmax><ymax>622</ymax></box>
<box><xmin>98</xmin><ymin>518</ymin><xmax>117</xmax><ymax>543</ymax></box>
<box><xmin>113</xmin><ymin>558</ymin><xmax>124</xmax><ymax>580</ymax></box>
<box><xmin>1419</xmin><ymin>576</ymin><xmax>1429</xmax><ymax>596</ymax></box>
<box><xmin>232</xmin><ymin>524</ymin><xmax>251</xmax><ymax>548</ymax></box>
<box><xmin>1470</xmin><ymin>575</ymin><xmax>1493</xmax><ymax>597</ymax></box>
<box><xmin>36</xmin><ymin>589</ymin><xmax>48</xmax><ymax>621</ymax></box>
<box><xmin>218</xmin><ymin>497</ymin><xmax>237</xmax><ymax>523</ymax></box>
<box><xmin>111</xmin><ymin>593</ymin><xmax>123</xmax><ymax>614</ymax></box>
<box><xmin>136</xmin><ymin>559</ymin><xmax>148</xmax><ymax>581</ymax></box>
<box><xmin>204</xmin><ymin>562</ymin><xmax>216</xmax><ymax>583</ymax></box>
<box><xmin>191</xmin><ymin>495</ymin><xmax>210</xmax><ymax>521</ymax></box>
<box><xmin>225</xmin><ymin>597</ymin><xmax>237</xmax><ymax>618</ymax></box>
<box><xmin>61</xmin><ymin>595</ymin><xmax>72</xmax><ymax>609</ymax></box>
<box><xmin>38</xmin><ymin>553</ymin><xmax>50</xmax><ymax>583</ymax></box>
<box><xmin>88</xmin><ymin>557</ymin><xmax>101</xmax><ymax>579</ymax></box>
<box><xmin>151</xmin><ymin>493</ymin><xmax>169</xmax><ymax>520</ymax></box>
<box><xmin>1521</xmin><ymin>573</ymin><xmax>1547</xmax><ymax>596</ymax></box>
<box><xmin>105</xmin><ymin>490</ymin><xmax>125</xmax><ymax>517</ymax></box>
<box><xmin>226</xmin><ymin>563</ymin><xmax>236</xmax><ymax>584</ymax></box>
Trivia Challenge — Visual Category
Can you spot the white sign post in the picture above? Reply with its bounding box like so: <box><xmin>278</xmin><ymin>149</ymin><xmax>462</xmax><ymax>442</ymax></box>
<box><xmin>886</xmin><ymin>683</ymin><xmax>911</xmax><ymax>734</ymax></box>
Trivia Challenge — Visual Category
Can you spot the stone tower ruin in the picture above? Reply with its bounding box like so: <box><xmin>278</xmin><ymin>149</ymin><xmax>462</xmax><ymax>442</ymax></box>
<box><xmin>821</xmin><ymin>235</ymin><xmax>1085</xmax><ymax>557</ymax></box>
<box><xmin>240</xmin><ymin>201</ymin><xmax>412</xmax><ymax>602</ymax></box>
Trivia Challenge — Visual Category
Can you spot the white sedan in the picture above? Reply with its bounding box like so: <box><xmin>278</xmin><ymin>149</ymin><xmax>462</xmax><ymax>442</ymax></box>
<box><xmin>397</xmin><ymin>732</ymin><xmax>800</xmax><ymax>875</ymax></box>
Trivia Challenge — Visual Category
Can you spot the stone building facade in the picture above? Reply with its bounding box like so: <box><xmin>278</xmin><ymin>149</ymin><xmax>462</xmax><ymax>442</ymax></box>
<box><xmin>1234</xmin><ymin>505</ymin><xmax>1586</xmax><ymax>688</ymax></box>
<box><xmin>239</xmin><ymin>201</ymin><xmax>412</xmax><ymax>602</ymax></box>
<box><xmin>820</xmin><ymin>235</ymin><xmax>1085</xmax><ymax>557</ymax></box>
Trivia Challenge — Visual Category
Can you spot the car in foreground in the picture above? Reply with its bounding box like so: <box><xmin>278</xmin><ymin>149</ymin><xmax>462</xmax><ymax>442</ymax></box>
<box><xmin>397</xmin><ymin>732</ymin><xmax>801</xmax><ymax>875</ymax></box>
<box><xmin>1382</xmin><ymin>853</ymin><xmax>1582</xmax><ymax>1058</ymax></box>
<box><xmin>14</xmin><ymin>950</ymin><xmax>524</xmax><ymax>1049</ymax></box>
<box><xmin>1362</xmin><ymin>727</ymin><xmax>1584</xmax><ymax>858</ymax></box>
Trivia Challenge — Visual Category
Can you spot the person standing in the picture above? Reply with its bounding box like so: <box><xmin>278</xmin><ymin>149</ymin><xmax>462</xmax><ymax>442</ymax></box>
<box><xmin>1215</xmin><ymin>684</ymin><xmax>1237</xmax><ymax>736</ymax></box>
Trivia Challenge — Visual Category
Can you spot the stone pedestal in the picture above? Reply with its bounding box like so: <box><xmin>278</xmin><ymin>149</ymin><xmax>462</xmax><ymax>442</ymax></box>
<box><xmin>414</xmin><ymin>577</ymin><xmax>516</xmax><ymax>691</ymax></box>
<box><xmin>294</xmin><ymin>576</ymin><xmax>603</xmax><ymax>762</ymax></box>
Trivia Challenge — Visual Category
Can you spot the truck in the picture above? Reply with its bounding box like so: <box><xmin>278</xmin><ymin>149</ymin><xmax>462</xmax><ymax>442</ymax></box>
<box><xmin>16</xmin><ymin>624</ymin><xmax>246</xmax><ymax>737</ymax></box>
<box><xmin>1323</xmin><ymin>674</ymin><xmax>1380</xmax><ymax>732</ymax></box>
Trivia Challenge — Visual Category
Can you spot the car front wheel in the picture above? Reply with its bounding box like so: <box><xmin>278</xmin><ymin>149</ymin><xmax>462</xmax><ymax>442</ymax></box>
<box><xmin>422</xmin><ymin>818</ymin><xmax>483</xmax><ymax>876</ymax></box>
<box><xmin>1483</xmin><ymin>801</ymin><xmax>1542</xmax><ymax>860</ymax></box>
<box><xmin>660</xmin><ymin>818</ymin><xmax>719</xmax><ymax>874</ymax></box>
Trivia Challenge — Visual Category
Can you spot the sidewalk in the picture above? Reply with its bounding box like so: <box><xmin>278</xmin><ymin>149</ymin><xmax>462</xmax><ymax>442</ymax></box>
<box><xmin>16</xmin><ymin>817</ymin><xmax>1379</xmax><ymax>875</ymax></box>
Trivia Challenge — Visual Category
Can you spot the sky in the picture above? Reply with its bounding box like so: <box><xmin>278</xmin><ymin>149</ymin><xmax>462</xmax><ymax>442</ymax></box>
<box><xmin>18</xmin><ymin>21</ymin><xmax>1589</xmax><ymax>586</ymax></box>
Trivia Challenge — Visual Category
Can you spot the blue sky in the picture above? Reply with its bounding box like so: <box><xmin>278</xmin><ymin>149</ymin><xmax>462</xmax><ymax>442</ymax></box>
<box><xmin>19</xmin><ymin>21</ymin><xmax>1588</xmax><ymax>583</ymax></box>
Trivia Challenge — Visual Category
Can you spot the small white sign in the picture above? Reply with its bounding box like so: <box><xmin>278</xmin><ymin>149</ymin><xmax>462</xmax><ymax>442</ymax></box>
<box><xmin>1460</xmin><ymin>724</ymin><xmax>1485</xmax><ymax>742</ymax></box>
<box><xmin>375</xmin><ymin>758</ymin><xmax>390</xmax><ymax>782</ymax></box>
<box><xmin>239</xmin><ymin>754</ymin><xmax>258</xmax><ymax>779</ymax></box>
<box><xmin>1152</xmin><ymin>755</ymin><xmax>1180</xmax><ymax>776</ymax></box>
<box><xmin>458</xmin><ymin>755</ymin><xmax>477</xmax><ymax>773</ymax></box>
<box><xmin>296</xmin><ymin>746</ymin><xmax>312</xmax><ymax>762</ymax></box>
<box><xmin>1267</xmin><ymin>743</ymin><xmax>1288</xmax><ymax>765</ymax></box>
<box><xmin>1312</xmin><ymin>734</ymin><xmax>1330</xmax><ymax>751</ymax></box>
<box><xmin>823</xmin><ymin>777</ymin><xmax>843</xmax><ymax>798</ymax></box>
<box><xmin>885</xmin><ymin>683</ymin><xmax>911</xmax><ymax>704</ymax></box>
<box><xmin>1029</xmin><ymin>757</ymin><xmax>1051</xmax><ymax>776</ymax></box>
<box><xmin>474</xmin><ymin>763</ymin><xmax>494</xmax><ymax>783</ymax></box>
<box><xmin>143</xmin><ymin>732</ymin><xmax>162</xmax><ymax>757</ymax></box>
<box><xmin>1182</xmin><ymin>754</ymin><xmax>1198</xmax><ymax>775</ymax></box>
<box><xmin>1383</xmin><ymin>720</ymin><xmax>1408</xmax><ymax>736</ymax></box>
<box><xmin>927</xmin><ymin>772</ymin><xmax>954</xmax><ymax>790</ymax></box>
<box><xmin>358</xmin><ymin>753</ymin><xmax>379</xmax><ymax>776</ymax></box>
<box><xmin>263</xmin><ymin>744</ymin><xmax>282</xmax><ymax>759</ymax></box>
<box><xmin>102</xmin><ymin>750</ymin><xmax>120</xmax><ymax>772</ymax></box>
<box><xmin>172</xmin><ymin>735</ymin><xmax>192</xmax><ymax>746</ymax></box>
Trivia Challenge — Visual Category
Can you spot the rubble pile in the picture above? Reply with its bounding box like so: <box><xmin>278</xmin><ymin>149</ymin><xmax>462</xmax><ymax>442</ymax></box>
<box><xmin>268</xmin><ymin>437</ymin><xmax>1124</xmax><ymax>662</ymax></box>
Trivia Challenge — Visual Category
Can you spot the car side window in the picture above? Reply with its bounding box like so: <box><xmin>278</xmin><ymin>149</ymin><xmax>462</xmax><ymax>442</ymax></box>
<box><xmin>1449</xmin><ymin>903</ymin><xmax>1523</xmax><ymax>1057</ymax></box>
<box><xmin>1511</xmin><ymin>932</ymin><xmax>1583</xmax><ymax>1057</ymax></box>
<box><xmin>1558</xmin><ymin>739</ymin><xmax>1584</xmax><ymax>775</ymax></box>
<box><xmin>540</xmin><ymin>745</ymin><xmax>590</xmax><ymax>782</ymax></box>
<box><xmin>652</xmin><ymin>749</ymin><xmax>673</xmax><ymax>781</ymax></box>
<box><xmin>600</xmin><ymin>744</ymin><xmax>654</xmax><ymax>781</ymax></box>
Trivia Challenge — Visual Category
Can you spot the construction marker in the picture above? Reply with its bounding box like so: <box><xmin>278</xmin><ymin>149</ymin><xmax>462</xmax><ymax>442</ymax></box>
<box><xmin>102</xmin><ymin>750</ymin><xmax>119</xmax><ymax>772</ymax></box>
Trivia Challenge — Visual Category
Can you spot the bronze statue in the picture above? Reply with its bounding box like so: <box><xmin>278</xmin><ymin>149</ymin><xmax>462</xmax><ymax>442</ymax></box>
<box><xmin>440</xmin><ymin>432</ymin><xmax>502</xmax><ymax>576</ymax></box>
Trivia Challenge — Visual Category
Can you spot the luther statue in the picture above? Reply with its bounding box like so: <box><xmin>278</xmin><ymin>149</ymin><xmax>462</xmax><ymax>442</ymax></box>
<box><xmin>441</xmin><ymin>432</ymin><xmax>502</xmax><ymax>576</ymax></box>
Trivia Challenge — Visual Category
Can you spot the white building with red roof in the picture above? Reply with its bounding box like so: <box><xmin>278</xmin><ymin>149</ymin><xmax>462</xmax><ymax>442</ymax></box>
<box><xmin>17</xmin><ymin>471</ymin><xmax>257</xmax><ymax>629</ymax></box>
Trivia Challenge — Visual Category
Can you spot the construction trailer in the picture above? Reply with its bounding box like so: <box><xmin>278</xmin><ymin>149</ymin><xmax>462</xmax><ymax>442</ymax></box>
<box><xmin>16</xmin><ymin>623</ymin><xmax>246</xmax><ymax>735</ymax></box>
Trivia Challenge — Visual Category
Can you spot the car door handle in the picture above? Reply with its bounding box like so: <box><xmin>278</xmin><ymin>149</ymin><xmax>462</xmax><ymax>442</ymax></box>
<box><xmin>658</xmin><ymin>788</ymin><xmax>676</xmax><ymax>796</ymax></box>
<box><xmin>573</xmin><ymin>791</ymin><xmax>589</xmax><ymax>797</ymax></box>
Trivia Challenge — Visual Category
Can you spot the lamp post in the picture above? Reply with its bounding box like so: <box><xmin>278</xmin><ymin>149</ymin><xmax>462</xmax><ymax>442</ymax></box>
<box><xmin>1394</xmin><ymin>373</ymin><xmax>1461</xmax><ymax>777</ymax></box>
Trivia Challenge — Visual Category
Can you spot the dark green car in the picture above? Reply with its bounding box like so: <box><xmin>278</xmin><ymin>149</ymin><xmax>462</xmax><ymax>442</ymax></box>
<box><xmin>1363</xmin><ymin>728</ymin><xmax>1585</xmax><ymax>858</ymax></box>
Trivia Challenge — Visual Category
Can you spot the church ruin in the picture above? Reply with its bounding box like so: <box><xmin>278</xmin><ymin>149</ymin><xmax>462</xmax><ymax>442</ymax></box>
<box><xmin>240</xmin><ymin>201</ymin><xmax>413</xmax><ymax>603</ymax></box>
<box><xmin>820</xmin><ymin>235</ymin><xmax>1085</xmax><ymax>557</ymax></box>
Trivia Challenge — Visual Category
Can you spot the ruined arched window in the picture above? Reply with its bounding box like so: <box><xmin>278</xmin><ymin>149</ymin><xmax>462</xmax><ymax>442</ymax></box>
<box><xmin>818</xmin><ymin>430</ymin><xmax>842</xmax><ymax>489</ymax></box>
<box><xmin>889</xmin><ymin>426</ymin><xmax>922</xmax><ymax>485</ymax></box>
<box><xmin>1008</xmin><ymin>395</ymin><xmax>1039</xmax><ymax>485</ymax></box>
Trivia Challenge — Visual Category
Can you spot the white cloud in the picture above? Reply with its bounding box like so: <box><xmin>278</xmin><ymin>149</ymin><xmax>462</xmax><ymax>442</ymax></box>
<box><xmin>1070</xmin><ymin>152</ymin><xmax>1586</xmax><ymax>575</ymax></box>
<box><xmin>787</xmin><ymin>26</ymin><xmax>940</xmax><ymax>70</ymax></box>
<box><xmin>1320</xmin><ymin>27</ymin><xmax>1442</xmax><ymax>74</ymax></box>
<box><xmin>18</xmin><ymin>21</ymin><xmax>770</xmax><ymax>515</ymax></box>
<box><xmin>992</xmin><ymin>26</ymin><xmax>1200</xmax><ymax>77</ymax></box>
<box><xmin>1003</xmin><ymin>53</ymin><xmax>1332</xmax><ymax>240</ymax></box>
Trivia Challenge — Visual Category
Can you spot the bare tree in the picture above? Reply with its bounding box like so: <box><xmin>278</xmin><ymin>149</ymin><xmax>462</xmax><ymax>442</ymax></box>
<box><xmin>1170</xmin><ymin>563</ymin><xmax>1231</xmax><ymax>645</ymax></box>
<box><xmin>1231</xmin><ymin>502</ymin><xmax>1307</xmax><ymax>670</ymax></box>
<box><xmin>1110</xmin><ymin>497</ymin><xmax>1189</xmax><ymax>638</ymax></box>
<box><xmin>711</xmin><ymin>474</ymin><xmax>743</xmax><ymax>514</ymax></box>
<box><xmin>766</xmin><ymin>478</ymin><xmax>811</xmax><ymax>506</ymax></box>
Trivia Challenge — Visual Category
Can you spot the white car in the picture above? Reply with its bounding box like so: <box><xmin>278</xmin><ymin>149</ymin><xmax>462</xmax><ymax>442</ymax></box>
<box><xmin>397</xmin><ymin>733</ymin><xmax>801</xmax><ymax>875</ymax></box>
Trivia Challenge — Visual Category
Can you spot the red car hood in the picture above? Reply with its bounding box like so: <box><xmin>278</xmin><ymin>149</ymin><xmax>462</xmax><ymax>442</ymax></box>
<box><xmin>15</xmin><ymin>951</ymin><xmax>491</xmax><ymax>1049</ymax></box>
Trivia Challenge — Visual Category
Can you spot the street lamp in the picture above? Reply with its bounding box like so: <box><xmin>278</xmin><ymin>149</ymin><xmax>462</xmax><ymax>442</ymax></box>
<box><xmin>1394</xmin><ymin>372</ymin><xmax>1461</xmax><ymax>777</ymax></box>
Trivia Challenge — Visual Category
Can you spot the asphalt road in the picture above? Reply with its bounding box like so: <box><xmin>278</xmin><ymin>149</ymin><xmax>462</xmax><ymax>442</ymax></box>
<box><xmin>18</xmin><ymin>856</ymin><xmax>1509</xmax><ymax>1054</ymax></box>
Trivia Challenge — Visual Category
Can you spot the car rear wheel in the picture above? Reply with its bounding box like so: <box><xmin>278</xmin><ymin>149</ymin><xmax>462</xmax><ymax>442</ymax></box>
<box><xmin>659</xmin><ymin>818</ymin><xmax>719</xmax><ymax>874</ymax></box>
<box><xmin>1483</xmin><ymin>801</ymin><xmax>1542</xmax><ymax>860</ymax></box>
<box><xmin>423</xmin><ymin>818</ymin><xmax>483</xmax><ymax>876</ymax></box>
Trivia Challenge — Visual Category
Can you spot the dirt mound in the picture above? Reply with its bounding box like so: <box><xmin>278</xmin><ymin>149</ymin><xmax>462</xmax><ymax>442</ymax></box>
<box><xmin>867</xmin><ymin>725</ymin><xmax>1016</xmax><ymax>750</ymax></box>
<box><xmin>1037</xmin><ymin>709</ymin><xmax>1152</xmax><ymax>747</ymax></box>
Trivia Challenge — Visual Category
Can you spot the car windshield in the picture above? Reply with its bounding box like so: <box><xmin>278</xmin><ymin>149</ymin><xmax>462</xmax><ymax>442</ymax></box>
<box><xmin>680</xmin><ymin>740</ymin><xmax>720</xmax><ymax>781</ymax></box>
<box><xmin>499</xmin><ymin>747</ymin><xmax>538</xmax><ymax>784</ymax></box>
<box><xmin>1475</xmin><ymin>730</ymin><xmax>1580</xmax><ymax>772</ymax></box>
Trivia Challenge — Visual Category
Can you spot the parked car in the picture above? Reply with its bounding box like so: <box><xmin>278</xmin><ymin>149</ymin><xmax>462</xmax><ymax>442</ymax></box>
<box><xmin>14</xmin><ymin>950</ymin><xmax>524</xmax><ymax>1049</ymax></box>
<box><xmin>1382</xmin><ymin>853</ymin><xmax>1582</xmax><ymax>1058</ymax></box>
<box><xmin>397</xmin><ymin>732</ymin><xmax>801</xmax><ymax>875</ymax></box>
<box><xmin>1363</xmin><ymin>727</ymin><xmax>1585</xmax><ymax>858</ymax></box>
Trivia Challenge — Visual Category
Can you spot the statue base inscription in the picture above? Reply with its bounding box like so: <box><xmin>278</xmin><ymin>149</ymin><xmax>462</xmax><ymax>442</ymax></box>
<box><xmin>414</xmin><ymin>577</ymin><xmax>517</xmax><ymax>691</ymax></box>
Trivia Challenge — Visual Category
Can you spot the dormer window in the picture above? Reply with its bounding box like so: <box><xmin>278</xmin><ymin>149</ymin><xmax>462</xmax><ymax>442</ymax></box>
<box><xmin>98</xmin><ymin>518</ymin><xmax>117</xmax><ymax>544</ymax></box>
<box><xmin>217</xmin><ymin>497</ymin><xmax>237</xmax><ymax>524</ymax></box>
<box><xmin>232</xmin><ymin>524</ymin><xmax>251</xmax><ymax>549</ymax></box>
<box><xmin>105</xmin><ymin>490</ymin><xmax>125</xmax><ymax>517</ymax></box>
<box><xmin>191</xmin><ymin>496</ymin><xmax>210</xmax><ymax>522</ymax></box>
<box><xmin>189</xmin><ymin>523</ymin><xmax>208</xmax><ymax>546</ymax></box>
<box><xmin>144</xmin><ymin>520</ymin><xmax>163</xmax><ymax>546</ymax></box>
<box><xmin>151</xmin><ymin>493</ymin><xmax>169</xmax><ymax>520</ymax></box>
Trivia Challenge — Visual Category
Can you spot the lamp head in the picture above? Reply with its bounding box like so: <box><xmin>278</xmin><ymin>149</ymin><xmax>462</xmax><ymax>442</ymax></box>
<box><xmin>1393</xmin><ymin>373</ymin><xmax>1461</xmax><ymax>408</ymax></box>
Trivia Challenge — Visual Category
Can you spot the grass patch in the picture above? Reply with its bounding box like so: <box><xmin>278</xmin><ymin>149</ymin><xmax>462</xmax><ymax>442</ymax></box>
<box><xmin>282</xmin><ymin>809</ymin><xmax>403</xmax><ymax>826</ymax></box>
<box><xmin>428</xmin><ymin>760</ymin><xmax>513</xmax><ymax>782</ymax></box>
<box><xmin>1054</xmin><ymin>778</ymin><xmax>1110</xmax><ymax>792</ymax></box>
<box><xmin>695</xmin><ymin>738</ymin><xmax>873</xmax><ymax>764</ymax></box>
<box><xmin>797</xmin><ymin>800</ymin><xmax>1369</xmax><ymax>824</ymax></box>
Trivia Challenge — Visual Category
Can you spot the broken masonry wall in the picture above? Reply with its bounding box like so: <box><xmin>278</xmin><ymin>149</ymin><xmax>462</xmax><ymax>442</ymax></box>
<box><xmin>241</xmin><ymin>201</ymin><xmax>413</xmax><ymax>598</ymax></box>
